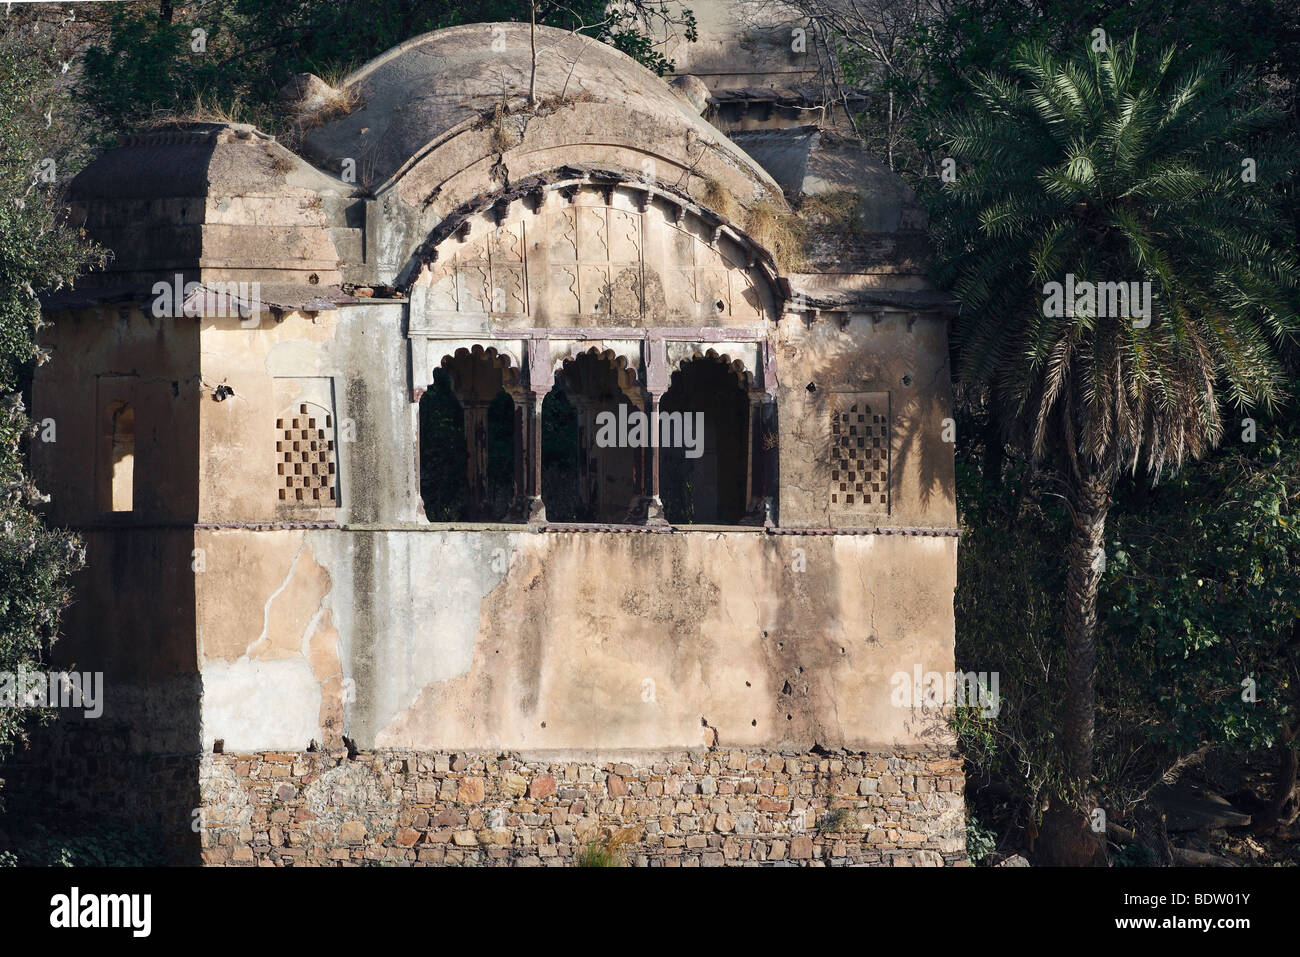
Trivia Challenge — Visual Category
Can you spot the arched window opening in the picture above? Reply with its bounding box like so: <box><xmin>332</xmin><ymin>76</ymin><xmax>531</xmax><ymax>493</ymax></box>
<box><xmin>108</xmin><ymin>402</ymin><xmax>134</xmax><ymax>513</ymax></box>
<box><xmin>660</xmin><ymin>358</ymin><xmax>749</xmax><ymax>525</ymax></box>
<box><xmin>419</xmin><ymin>371</ymin><xmax>468</xmax><ymax>521</ymax></box>
<box><xmin>540</xmin><ymin>389</ymin><xmax>580</xmax><ymax>522</ymax></box>
<box><xmin>418</xmin><ymin>349</ymin><xmax>519</xmax><ymax>522</ymax></box>
<box><xmin>542</xmin><ymin>352</ymin><xmax>639</xmax><ymax>523</ymax></box>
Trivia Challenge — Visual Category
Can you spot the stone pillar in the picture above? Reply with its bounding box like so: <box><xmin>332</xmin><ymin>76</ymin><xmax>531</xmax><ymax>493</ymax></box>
<box><xmin>741</xmin><ymin>393</ymin><xmax>777</xmax><ymax>526</ymax></box>
<box><xmin>759</xmin><ymin>394</ymin><xmax>778</xmax><ymax>525</ymax></box>
<box><xmin>632</xmin><ymin>337</ymin><xmax>669</xmax><ymax>526</ymax></box>
<box><xmin>642</xmin><ymin>390</ymin><xmax>668</xmax><ymax>525</ymax></box>
<box><xmin>525</xmin><ymin>391</ymin><xmax>547</xmax><ymax>524</ymax></box>
<box><xmin>624</xmin><ymin>389</ymin><xmax>666</xmax><ymax>525</ymax></box>
<box><xmin>648</xmin><ymin>392</ymin><xmax>663</xmax><ymax>503</ymax></box>
<box><xmin>503</xmin><ymin>387</ymin><xmax>529</xmax><ymax>523</ymax></box>
<box><xmin>524</xmin><ymin>338</ymin><xmax>552</xmax><ymax>525</ymax></box>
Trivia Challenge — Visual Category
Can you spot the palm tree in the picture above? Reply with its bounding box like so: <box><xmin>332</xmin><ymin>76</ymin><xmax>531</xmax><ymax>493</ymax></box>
<box><xmin>931</xmin><ymin>36</ymin><xmax>1300</xmax><ymax>864</ymax></box>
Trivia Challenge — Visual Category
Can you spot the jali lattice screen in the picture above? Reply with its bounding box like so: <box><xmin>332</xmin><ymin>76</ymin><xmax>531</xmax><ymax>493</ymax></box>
<box><xmin>277</xmin><ymin>403</ymin><xmax>338</xmax><ymax>505</ymax></box>
<box><xmin>829</xmin><ymin>392</ymin><xmax>889</xmax><ymax>516</ymax></box>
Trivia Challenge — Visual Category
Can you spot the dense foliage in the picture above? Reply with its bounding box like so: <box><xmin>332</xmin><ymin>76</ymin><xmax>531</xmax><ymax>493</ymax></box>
<box><xmin>881</xmin><ymin>3</ymin><xmax>1300</xmax><ymax>861</ymax></box>
<box><xmin>0</xmin><ymin>28</ymin><xmax>101</xmax><ymax>769</ymax></box>
<box><xmin>936</xmin><ymin>36</ymin><xmax>1299</xmax><ymax>861</ymax></box>
<box><xmin>1099</xmin><ymin>427</ymin><xmax>1300</xmax><ymax>815</ymax></box>
<box><xmin>956</xmin><ymin>414</ymin><xmax>1300</xmax><ymax>860</ymax></box>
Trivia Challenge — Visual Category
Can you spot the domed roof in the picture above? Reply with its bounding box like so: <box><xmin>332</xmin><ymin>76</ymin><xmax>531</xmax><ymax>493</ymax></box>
<box><xmin>300</xmin><ymin>22</ymin><xmax>780</xmax><ymax>195</ymax></box>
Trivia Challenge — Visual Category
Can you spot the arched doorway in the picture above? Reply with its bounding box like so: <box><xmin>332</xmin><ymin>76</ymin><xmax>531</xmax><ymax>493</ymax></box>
<box><xmin>418</xmin><ymin>348</ymin><xmax>518</xmax><ymax>522</ymax></box>
<box><xmin>541</xmin><ymin>351</ymin><xmax>640</xmax><ymax>523</ymax></box>
<box><xmin>660</xmin><ymin>356</ymin><xmax>750</xmax><ymax>525</ymax></box>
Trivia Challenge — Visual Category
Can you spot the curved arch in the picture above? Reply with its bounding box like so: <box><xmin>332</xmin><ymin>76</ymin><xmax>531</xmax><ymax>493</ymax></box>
<box><xmin>419</xmin><ymin>347</ymin><xmax>520</xmax><ymax>522</ymax></box>
<box><xmin>302</xmin><ymin>23</ymin><xmax>782</xmax><ymax>216</ymax></box>
<box><xmin>435</xmin><ymin>344</ymin><xmax>521</xmax><ymax>381</ymax></box>
<box><xmin>408</xmin><ymin>172</ymin><xmax>783</xmax><ymax>295</ymax></box>
<box><xmin>659</xmin><ymin>356</ymin><xmax>751</xmax><ymax>525</ymax></box>
<box><xmin>551</xmin><ymin>344</ymin><xmax>640</xmax><ymax>399</ymax></box>
<box><xmin>666</xmin><ymin>348</ymin><xmax>756</xmax><ymax>391</ymax></box>
<box><xmin>409</xmin><ymin>178</ymin><xmax>784</xmax><ymax>327</ymax></box>
<box><xmin>543</xmin><ymin>349</ymin><xmax>644</xmax><ymax>523</ymax></box>
<box><xmin>420</xmin><ymin>342</ymin><xmax>523</xmax><ymax>392</ymax></box>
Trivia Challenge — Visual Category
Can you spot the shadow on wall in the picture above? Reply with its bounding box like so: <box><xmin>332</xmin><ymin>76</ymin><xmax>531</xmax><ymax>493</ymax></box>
<box><xmin>888</xmin><ymin>346</ymin><xmax>954</xmax><ymax>515</ymax></box>
<box><xmin>0</xmin><ymin>533</ymin><xmax>203</xmax><ymax>864</ymax></box>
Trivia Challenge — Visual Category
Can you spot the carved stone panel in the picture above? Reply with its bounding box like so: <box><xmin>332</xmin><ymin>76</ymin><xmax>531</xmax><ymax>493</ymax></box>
<box><xmin>413</xmin><ymin>186</ymin><xmax>776</xmax><ymax>328</ymax></box>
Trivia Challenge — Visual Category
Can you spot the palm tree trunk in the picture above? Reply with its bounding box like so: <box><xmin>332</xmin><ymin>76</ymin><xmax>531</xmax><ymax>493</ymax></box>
<box><xmin>1063</xmin><ymin>467</ymin><xmax>1109</xmax><ymax>781</ymax></box>
<box><xmin>1040</xmin><ymin>465</ymin><xmax>1111</xmax><ymax>865</ymax></box>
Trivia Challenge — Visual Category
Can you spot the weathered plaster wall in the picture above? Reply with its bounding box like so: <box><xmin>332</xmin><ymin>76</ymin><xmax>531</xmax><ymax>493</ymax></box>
<box><xmin>196</xmin><ymin>303</ymin><xmax>418</xmax><ymax>525</ymax></box>
<box><xmin>31</xmin><ymin>306</ymin><xmax>202</xmax><ymax>526</ymax></box>
<box><xmin>0</xmin><ymin>527</ymin><xmax>205</xmax><ymax>862</ymax></box>
<box><xmin>776</xmin><ymin>312</ymin><xmax>955</xmax><ymax>528</ymax></box>
<box><xmin>56</xmin><ymin>528</ymin><xmax>201</xmax><ymax>752</ymax></box>
<box><xmin>193</xmin><ymin>300</ymin><xmax>954</xmax><ymax>532</ymax></box>
<box><xmin>410</xmin><ymin>185</ymin><xmax>779</xmax><ymax>330</ymax></box>
<box><xmin>18</xmin><ymin>18</ymin><xmax>966</xmax><ymax>865</ymax></box>
<box><xmin>67</xmin><ymin>126</ymin><xmax>345</xmax><ymax>289</ymax></box>
<box><xmin>195</xmin><ymin>528</ymin><xmax>956</xmax><ymax>754</ymax></box>
<box><xmin>656</xmin><ymin>1</ymin><xmax>817</xmax><ymax>94</ymax></box>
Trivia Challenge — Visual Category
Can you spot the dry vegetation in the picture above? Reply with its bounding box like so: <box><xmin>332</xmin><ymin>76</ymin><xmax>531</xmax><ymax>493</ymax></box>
<box><xmin>744</xmin><ymin>198</ymin><xmax>808</xmax><ymax>273</ymax></box>
<box><xmin>576</xmin><ymin>824</ymin><xmax>640</xmax><ymax>866</ymax></box>
<box><xmin>798</xmin><ymin>189</ymin><xmax>869</xmax><ymax>239</ymax></box>
<box><xmin>143</xmin><ymin>92</ymin><xmax>260</xmax><ymax>129</ymax></box>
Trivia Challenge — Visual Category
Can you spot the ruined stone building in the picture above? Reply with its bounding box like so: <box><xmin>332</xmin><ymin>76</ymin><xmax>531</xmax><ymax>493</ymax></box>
<box><xmin>21</xmin><ymin>7</ymin><xmax>964</xmax><ymax>865</ymax></box>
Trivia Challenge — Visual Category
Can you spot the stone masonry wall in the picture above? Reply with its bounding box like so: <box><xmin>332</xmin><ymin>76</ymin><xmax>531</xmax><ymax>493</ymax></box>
<box><xmin>0</xmin><ymin>718</ymin><xmax>203</xmax><ymax>865</ymax></box>
<box><xmin>199</xmin><ymin>747</ymin><xmax>967</xmax><ymax>866</ymax></box>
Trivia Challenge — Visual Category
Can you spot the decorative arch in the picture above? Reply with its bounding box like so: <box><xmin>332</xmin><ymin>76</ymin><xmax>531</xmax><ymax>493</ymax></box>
<box><xmin>659</xmin><ymin>354</ymin><xmax>753</xmax><ymax>525</ymax></box>
<box><xmin>551</xmin><ymin>344</ymin><xmax>640</xmax><ymax>400</ymax></box>
<box><xmin>436</xmin><ymin>343</ymin><xmax>520</xmax><ymax>372</ymax></box>
<box><xmin>407</xmin><ymin>176</ymin><xmax>784</xmax><ymax>327</ymax></box>
<box><xmin>401</xmin><ymin>170</ymin><xmax>785</xmax><ymax>528</ymax></box>
<box><xmin>419</xmin><ymin>345</ymin><xmax>521</xmax><ymax>522</ymax></box>
<box><xmin>424</xmin><ymin>342</ymin><xmax>522</xmax><ymax>385</ymax></box>
<box><xmin>540</xmin><ymin>348</ymin><xmax>647</xmax><ymax>523</ymax></box>
<box><xmin>665</xmin><ymin>346</ymin><xmax>756</xmax><ymax>391</ymax></box>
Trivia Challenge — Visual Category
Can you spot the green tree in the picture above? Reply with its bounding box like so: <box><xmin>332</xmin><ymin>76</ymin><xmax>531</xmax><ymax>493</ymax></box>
<box><xmin>1100</xmin><ymin>428</ymin><xmax>1300</xmax><ymax>835</ymax></box>
<box><xmin>0</xmin><ymin>27</ymin><xmax>102</xmax><ymax>772</ymax></box>
<box><xmin>930</xmin><ymin>36</ymin><xmax>1300</xmax><ymax>863</ymax></box>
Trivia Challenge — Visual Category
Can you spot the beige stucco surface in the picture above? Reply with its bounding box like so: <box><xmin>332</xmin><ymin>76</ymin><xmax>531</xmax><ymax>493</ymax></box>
<box><xmin>192</xmin><ymin>528</ymin><xmax>956</xmax><ymax>754</ymax></box>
